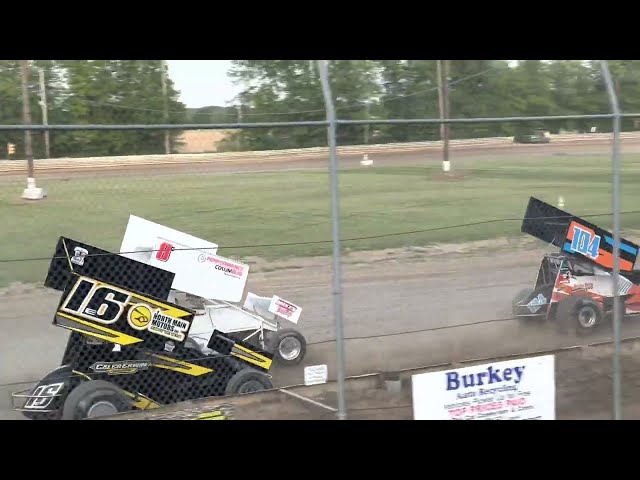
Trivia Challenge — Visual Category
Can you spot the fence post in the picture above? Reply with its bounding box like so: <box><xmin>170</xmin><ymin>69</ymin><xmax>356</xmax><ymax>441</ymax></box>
<box><xmin>599</xmin><ymin>60</ymin><xmax>623</xmax><ymax>420</ymax></box>
<box><xmin>317</xmin><ymin>60</ymin><xmax>348</xmax><ymax>420</ymax></box>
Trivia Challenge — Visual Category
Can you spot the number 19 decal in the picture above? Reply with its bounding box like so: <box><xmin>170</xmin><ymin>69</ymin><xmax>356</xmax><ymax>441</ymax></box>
<box><xmin>570</xmin><ymin>224</ymin><xmax>601</xmax><ymax>260</ymax></box>
<box><xmin>61</xmin><ymin>277</ymin><xmax>131</xmax><ymax>325</ymax></box>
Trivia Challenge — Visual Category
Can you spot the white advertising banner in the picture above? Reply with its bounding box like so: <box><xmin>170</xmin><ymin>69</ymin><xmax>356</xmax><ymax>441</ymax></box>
<box><xmin>412</xmin><ymin>354</ymin><xmax>555</xmax><ymax>420</ymax></box>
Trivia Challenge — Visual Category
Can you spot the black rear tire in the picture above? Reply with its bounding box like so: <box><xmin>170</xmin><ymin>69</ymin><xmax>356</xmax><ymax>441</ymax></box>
<box><xmin>61</xmin><ymin>380</ymin><xmax>132</xmax><ymax>420</ymax></box>
<box><xmin>573</xmin><ymin>300</ymin><xmax>602</xmax><ymax>335</ymax></box>
<box><xmin>224</xmin><ymin>368</ymin><xmax>273</xmax><ymax>396</ymax></box>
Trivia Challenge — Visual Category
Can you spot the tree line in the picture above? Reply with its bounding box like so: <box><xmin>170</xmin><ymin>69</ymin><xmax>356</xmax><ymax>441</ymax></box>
<box><xmin>1</xmin><ymin>60</ymin><xmax>638</xmax><ymax>159</ymax></box>
<box><xmin>221</xmin><ymin>60</ymin><xmax>640</xmax><ymax>151</ymax></box>
<box><xmin>0</xmin><ymin>60</ymin><xmax>185</xmax><ymax>159</ymax></box>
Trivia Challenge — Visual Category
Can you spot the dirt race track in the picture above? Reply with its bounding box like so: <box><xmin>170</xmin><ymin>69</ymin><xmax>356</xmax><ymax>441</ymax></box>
<box><xmin>3</xmin><ymin>138</ymin><xmax>640</xmax><ymax>420</ymax></box>
<box><xmin>0</xmin><ymin>136</ymin><xmax>634</xmax><ymax>182</ymax></box>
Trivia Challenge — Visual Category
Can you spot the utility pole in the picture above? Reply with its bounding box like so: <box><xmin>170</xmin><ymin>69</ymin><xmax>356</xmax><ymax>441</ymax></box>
<box><xmin>160</xmin><ymin>60</ymin><xmax>170</xmax><ymax>154</ymax></box>
<box><xmin>236</xmin><ymin>104</ymin><xmax>243</xmax><ymax>151</ymax></box>
<box><xmin>20</xmin><ymin>60</ymin><xmax>44</xmax><ymax>200</ymax></box>
<box><xmin>38</xmin><ymin>68</ymin><xmax>50</xmax><ymax>159</ymax></box>
<box><xmin>437</xmin><ymin>60</ymin><xmax>451</xmax><ymax>174</ymax></box>
<box><xmin>364</xmin><ymin>101</ymin><xmax>370</xmax><ymax>145</ymax></box>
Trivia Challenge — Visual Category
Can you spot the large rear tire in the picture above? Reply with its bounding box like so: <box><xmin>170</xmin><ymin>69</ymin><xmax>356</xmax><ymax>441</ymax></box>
<box><xmin>224</xmin><ymin>368</ymin><xmax>273</xmax><ymax>396</ymax></box>
<box><xmin>573</xmin><ymin>300</ymin><xmax>602</xmax><ymax>335</ymax></box>
<box><xmin>269</xmin><ymin>328</ymin><xmax>307</xmax><ymax>365</ymax></box>
<box><xmin>61</xmin><ymin>380</ymin><xmax>132</xmax><ymax>420</ymax></box>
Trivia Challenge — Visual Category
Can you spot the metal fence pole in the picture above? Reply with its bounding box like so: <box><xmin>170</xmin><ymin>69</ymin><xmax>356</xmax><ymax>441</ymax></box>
<box><xmin>600</xmin><ymin>60</ymin><xmax>623</xmax><ymax>420</ymax></box>
<box><xmin>317</xmin><ymin>60</ymin><xmax>347</xmax><ymax>420</ymax></box>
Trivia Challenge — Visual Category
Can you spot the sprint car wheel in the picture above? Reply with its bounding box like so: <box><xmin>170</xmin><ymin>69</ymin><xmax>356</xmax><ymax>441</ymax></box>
<box><xmin>573</xmin><ymin>301</ymin><xmax>602</xmax><ymax>334</ymax></box>
<box><xmin>225</xmin><ymin>368</ymin><xmax>273</xmax><ymax>396</ymax></box>
<box><xmin>269</xmin><ymin>328</ymin><xmax>307</xmax><ymax>365</ymax></box>
<box><xmin>61</xmin><ymin>380</ymin><xmax>132</xmax><ymax>420</ymax></box>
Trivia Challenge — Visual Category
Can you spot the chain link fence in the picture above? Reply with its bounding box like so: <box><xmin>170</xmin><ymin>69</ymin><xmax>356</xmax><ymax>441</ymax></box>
<box><xmin>0</xmin><ymin>60</ymin><xmax>638</xmax><ymax>420</ymax></box>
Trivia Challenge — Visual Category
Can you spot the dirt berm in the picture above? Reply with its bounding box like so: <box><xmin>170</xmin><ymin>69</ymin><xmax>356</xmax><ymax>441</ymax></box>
<box><xmin>99</xmin><ymin>337</ymin><xmax>640</xmax><ymax>420</ymax></box>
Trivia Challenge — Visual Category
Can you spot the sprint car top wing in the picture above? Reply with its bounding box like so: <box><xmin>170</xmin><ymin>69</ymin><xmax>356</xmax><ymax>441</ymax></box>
<box><xmin>118</xmin><ymin>215</ymin><xmax>249</xmax><ymax>302</ymax></box>
<box><xmin>54</xmin><ymin>271</ymin><xmax>195</xmax><ymax>348</ymax></box>
<box><xmin>521</xmin><ymin>196</ymin><xmax>639</xmax><ymax>273</ymax></box>
<box><xmin>45</xmin><ymin>236</ymin><xmax>175</xmax><ymax>300</ymax></box>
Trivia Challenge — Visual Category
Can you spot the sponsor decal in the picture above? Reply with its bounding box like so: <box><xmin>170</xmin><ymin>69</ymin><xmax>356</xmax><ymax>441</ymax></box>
<box><xmin>268</xmin><ymin>295</ymin><xmax>302</xmax><ymax>323</ymax></box>
<box><xmin>148</xmin><ymin>310</ymin><xmax>191</xmax><ymax>342</ymax></box>
<box><xmin>526</xmin><ymin>294</ymin><xmax>546</xmax><ymax>313</ymax></box>
<box><xmin>127</xmin><ymin>304</ymin><xmax>154</xmax><ymax>330</ymax></box>
<box><xmin>273</xmin><ymin>298</ymin><xmax>297</xmax><ymax>318</ymax></box>
<box><xmin>90</xmin><ymin>360</ymin><xmax>152</xmax><ymax>375</ymax></box>
<box><xmin>197</xmin><ymin>254</ymin><xmax>245</xmax><ymax>278</ymax></box>
<box><xmin>71</xmin><ymin>247</ymin><xmax>89</xmax><ymax>266</ymax></box>
<box><xmin>126</xmin><ymin>302</ymin><xmax>190</xmax><ymax>342</ymax></box>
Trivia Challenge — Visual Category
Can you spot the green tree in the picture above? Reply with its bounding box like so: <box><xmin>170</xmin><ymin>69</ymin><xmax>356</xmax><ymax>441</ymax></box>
<box><xmin>34</xmin><ymin>60</ymin><xmax>186</xmax><ymax>158</ymax></box>
<box><xmin>225</xmin><ymin>60</ymin><xmax>381</xmax><ymax>150</ymax></box>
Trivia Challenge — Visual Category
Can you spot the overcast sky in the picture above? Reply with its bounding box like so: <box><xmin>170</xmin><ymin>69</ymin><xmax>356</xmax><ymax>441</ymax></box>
<box><xmin>166</xmin><ymin>60</ymin><xmax>528</xmax><ymax>109</ymax></box>
<box><xmin>166</xmin><ymin>60</ymin><xmax>241</xmax><ymax>108</ymax></box>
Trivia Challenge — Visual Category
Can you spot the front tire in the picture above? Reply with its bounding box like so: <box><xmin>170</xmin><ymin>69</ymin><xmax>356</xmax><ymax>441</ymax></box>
<box><xmin>61</xmin><ymin>380</ymin><xmax>132</xmax><ymax>420</ymax></box>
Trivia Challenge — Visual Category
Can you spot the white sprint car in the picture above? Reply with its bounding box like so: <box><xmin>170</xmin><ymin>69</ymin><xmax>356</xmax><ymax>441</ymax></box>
<box><xmin>119</xmin><ymin>215</ymin><xmax>308</xmax><ymax>365</ymax></box>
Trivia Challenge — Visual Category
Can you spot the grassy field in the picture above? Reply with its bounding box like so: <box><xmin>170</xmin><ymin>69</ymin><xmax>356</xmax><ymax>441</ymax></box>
<box><xmin>2</xmin><ymin>153</ymin><xmax>640</xmax><ymax>287</ymax></box>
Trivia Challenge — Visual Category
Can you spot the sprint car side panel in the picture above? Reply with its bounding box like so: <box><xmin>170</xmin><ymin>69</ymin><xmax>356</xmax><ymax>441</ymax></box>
<box><xmin>56</xmin><ymin>334</ymin><xmax>273</xmax><ymax>407</ymax></box>
<box><xmin>514</xmin><ymin>284</ymin><xmax>554</xmax><ymax>316</ymax></box>
<box><xmin>550</xmin><ymin>268</ymin><xmax>640</xmax><ymax>317</ymax></box>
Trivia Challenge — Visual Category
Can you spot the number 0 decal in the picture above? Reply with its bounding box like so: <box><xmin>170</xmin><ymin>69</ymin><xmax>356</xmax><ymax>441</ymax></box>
<box><xmin>156</xmin><ymin>242</ymin><xmax>174</xmax><ymax>262</ymax></box>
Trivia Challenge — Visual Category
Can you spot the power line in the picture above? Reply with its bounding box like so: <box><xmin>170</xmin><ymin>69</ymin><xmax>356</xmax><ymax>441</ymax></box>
<box><xmin>1</xmin><ymin>210</ymin><xmax>639</xmax><ymax>264</ymax></box>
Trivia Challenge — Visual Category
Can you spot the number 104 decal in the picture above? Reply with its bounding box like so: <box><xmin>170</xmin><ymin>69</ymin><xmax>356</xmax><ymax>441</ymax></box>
<box><xmin>569</xmin><ymin>224</ymin><xmax>601</xmax><ymax>260</ymax></box>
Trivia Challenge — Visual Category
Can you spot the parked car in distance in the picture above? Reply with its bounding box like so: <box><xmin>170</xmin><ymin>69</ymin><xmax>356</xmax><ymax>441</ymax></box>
<box><xmin>513</xmin><ymin>128</ymin><xmax>551</xmax><ymax>144</ymax></box>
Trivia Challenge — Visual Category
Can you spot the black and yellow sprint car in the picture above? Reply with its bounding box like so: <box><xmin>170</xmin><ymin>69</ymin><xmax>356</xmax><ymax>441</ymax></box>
<box><xmin>11</xmin><ymin>237</ymin><xmax>275</xmax><ymax>420</ymax></box>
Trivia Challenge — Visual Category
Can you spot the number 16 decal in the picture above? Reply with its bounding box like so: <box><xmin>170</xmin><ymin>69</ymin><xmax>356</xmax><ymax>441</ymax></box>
<box><xmin>61</xmin><ymin>277</ymin><xmax>131</xmax><ymax>325</ymax></box>
<box><xmin>570</xmin><ymin>224</ymin><xmax>601</xmax><ymax>260</ymax></box>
